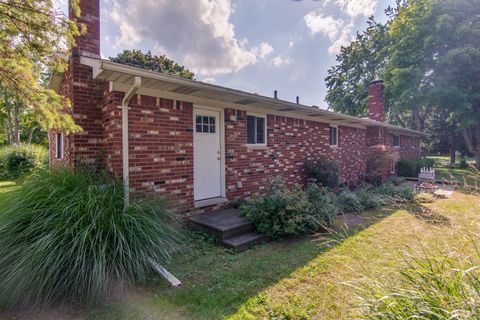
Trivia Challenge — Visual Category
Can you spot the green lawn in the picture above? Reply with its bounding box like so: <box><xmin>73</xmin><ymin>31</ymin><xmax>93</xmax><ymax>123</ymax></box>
<box><xmin>1</xmin><ymin>176</ymin><xmax>479</xmax><ymax>319</ymax></box>
<box><xmin>426</xmin><ymin>155</ymin><xmax>480</xmax><ymax>190</ymax></box>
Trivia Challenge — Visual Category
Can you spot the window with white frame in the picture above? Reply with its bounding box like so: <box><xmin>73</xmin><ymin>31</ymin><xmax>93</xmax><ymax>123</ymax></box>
<box><xmin>56</xmin><ymin>133</ymin><xmax>64</xmax><ymax>159</ymax></box>
<box><xmin>246</xmin><ymin>114</ymin><xmax>266</xmax><ymax>145</ymax></box>
<box><xmin>393</xmin><ymin>134</ymin><xmax>400</xmax><ymax>147</ymax></box>
<box><xmin>329</xmin><ymin>126</ymin><xmax>338</xmax><ymax>146</ymax></box>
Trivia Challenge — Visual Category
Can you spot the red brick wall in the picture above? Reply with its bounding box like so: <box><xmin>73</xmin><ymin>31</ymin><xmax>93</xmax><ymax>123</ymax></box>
<box><xmin>99</xmin><ymin>99</ymin><xmax>368</xmax><ymax>210</ymax></box>
<box><xmin>223</xmin><ymin>109</ymin><xmax>366</xmax><ymax>201</ymax></box>
<box><xmin>399</xmin><ymin>135</ymin><xmax>421</xmax><ymax>159</ymax></box>
<box><xmin>125</xmin><ymin>96</ymin><xmax>195</xmax><ymax>210</ymax></box>
<box><xmin>50</xmin><ymin>0</ymin><xmax>104</xmax><ymax>169</ymax></box>
<box><xmin>368</xmin><ymin>81</ymin><xmax>385</xmax><ymax>122</ymax></box>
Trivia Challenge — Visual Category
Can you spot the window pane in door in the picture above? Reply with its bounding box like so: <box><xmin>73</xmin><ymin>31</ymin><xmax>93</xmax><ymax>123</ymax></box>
<box><xmin>256</xmin><ymin>117</ymin><xmax>265</xmax><ymax>144</ymax></box>
<box><xmin>247</xmin><ymin>115</ymin><xmax>256</xmax><ymax>144</ymax></box>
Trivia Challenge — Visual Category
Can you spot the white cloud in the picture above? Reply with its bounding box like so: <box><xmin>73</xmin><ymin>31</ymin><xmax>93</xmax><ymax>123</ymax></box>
<box><xmin>328</xmin><ymin>23</ymin><xmax>354</xmax><ymax>54</ymax></box>
<box><xmin>271</xmin><ymin>56</ymin><xmax>292</xmax><ymax>67</ymax></box>
<box><xmin>256</xmin><ymin>42</ymin><xmax>274</xmax><ymax>59</ymax></box>
<box><xmin>107</xmin><ymin>0</ymin><xmax>270</xmax><ymax>76</ymax></box>
<box><xmin>336</xmin><ymin>0</ymin><xmax>378</xmax><ymax>18</ymax></box>
<box><xmin>202</xmin><ymin>77</ymin><xmax>216</xmax><ymax>83</ymax></box>
<box><xmin>321</xmin><ymin>0</ymin><xmax>378</xmax><ymax>17</ymax></box>
<box><xmin>304</xmin><ymin>12</ymin><xmax>344</xmax><ymax>41</ymax></box>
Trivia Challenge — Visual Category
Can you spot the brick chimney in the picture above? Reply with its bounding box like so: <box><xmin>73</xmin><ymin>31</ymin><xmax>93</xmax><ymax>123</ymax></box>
<box><xmin>56</xmin><ymin>0</ymin><xmax>103</xmax><ymax>168</ymax></box>
<box><xmin>70</xmin><ymin>0</ymin><xmax>100</xmax><ymax>57</ymax></box>
<box><xmin>368</xmin><ymin>80</ymin><xmax>385</xmax><ymax>122</ymax></box>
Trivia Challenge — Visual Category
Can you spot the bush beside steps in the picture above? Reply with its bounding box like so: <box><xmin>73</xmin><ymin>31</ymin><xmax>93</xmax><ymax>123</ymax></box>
<box><xmin>0</xmin><ymin>169</ymin><xmax>181</xmax><ymax>308</ymax></box>
<box><xmin>241</xmin><ymin>176</ymin><xmax>418</xmax><ymax>240</ymax></box>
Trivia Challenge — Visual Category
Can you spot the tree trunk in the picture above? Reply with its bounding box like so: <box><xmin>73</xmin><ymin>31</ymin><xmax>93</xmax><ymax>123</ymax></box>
<box><xmin>449</xmin><ymin>148</ymin><xmax>456</xmax><ymax>164</ymax></box>
<box><xmin>26</xmin><ymin>127</ymin><xmax>35</xmax><ymax>144</ymax></box>
<box><xmin>462</xmin><ymin>126</ymin><xmax>480</xmax><ymax>169</ymax></box>
<box><xmin>13</xmin><ymin>101</ymin><xmax>21</xmax><ymax>145</ymax></box>
<box><xmin>6</xmin><ymin>107</ymin><xmax>13</xmax><ymax>144</ymax></box>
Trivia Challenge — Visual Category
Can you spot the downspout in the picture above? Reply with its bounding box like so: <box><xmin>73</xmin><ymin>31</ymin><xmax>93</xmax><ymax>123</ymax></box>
<box><xmin>122</xmin><ymin>76</ymin><xmax>142</xmax><ymax>206</ymax></box>
<box><xmin>120</xmin><ymin>76</ymin><xmax>182</xmax><ymax>287</ymax></box>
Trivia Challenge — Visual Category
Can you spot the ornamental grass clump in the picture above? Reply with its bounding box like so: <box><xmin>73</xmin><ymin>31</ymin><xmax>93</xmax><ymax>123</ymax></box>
<box><xmin>0</xmin><ymin>169</ymin><xmax>180</xmax><ymax>308</ymax></box>
<box><xmin>362</xmin><ymin>244</ymin><xmax>480</xmax><ymax>319</ymax></box>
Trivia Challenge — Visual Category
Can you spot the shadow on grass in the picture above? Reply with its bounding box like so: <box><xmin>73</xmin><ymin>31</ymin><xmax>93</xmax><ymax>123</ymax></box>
<box><xmin>88</xmin><ymin>207</ymin><xmax>398</xmax><ymax>320</ymax></box>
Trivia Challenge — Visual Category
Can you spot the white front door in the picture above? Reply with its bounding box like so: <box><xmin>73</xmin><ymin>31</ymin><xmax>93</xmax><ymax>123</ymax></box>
<box><xmin>194</xmin><ymin>108</ymin><xmax>222</xmax><ymax>201</ymax></box>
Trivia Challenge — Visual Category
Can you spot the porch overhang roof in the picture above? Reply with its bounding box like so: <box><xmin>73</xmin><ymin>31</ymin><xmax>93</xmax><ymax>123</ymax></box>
<box><xmin>52</xmin><ymin>56</ymin><xmax>426</xmax><ymax>137</ymax></box>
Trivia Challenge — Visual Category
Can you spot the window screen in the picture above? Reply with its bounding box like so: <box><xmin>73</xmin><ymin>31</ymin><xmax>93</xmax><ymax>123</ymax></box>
<box><xmin>393</xmin><ymin>135</ymin><xmax>400</xmax><ymax>147</ymax></box>
<box><xmin>56</xmin><ymin>133</ymin><xmax>64</xmax><ymax>159</ymax></box>
<box><xmin>247</xmin><ymin>115</ymin><xmax>266</xmax><ymax>145</ymax></box>
<box><xmin>329</xmin><ymin>127</ymin><xmax>338</xmax><ymax>146</ymax></box>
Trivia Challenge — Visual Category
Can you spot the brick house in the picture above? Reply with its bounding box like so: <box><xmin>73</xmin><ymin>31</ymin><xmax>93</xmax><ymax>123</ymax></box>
<box><xmin>49</xmin><ymin>0</ymin><xmax>425</xmax><ymax>213</ymax></box>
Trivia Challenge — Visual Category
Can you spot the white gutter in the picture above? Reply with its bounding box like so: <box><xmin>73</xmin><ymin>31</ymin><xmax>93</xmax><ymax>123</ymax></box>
<box><xmin>121</xmin><ymin>76</ymin><xmax>141</xmax><ymax>206</ymax></box>
<box><xmin>80</xmin><ymin>57</ymin><xmax>427</xmax><ymax>138</ymax></box>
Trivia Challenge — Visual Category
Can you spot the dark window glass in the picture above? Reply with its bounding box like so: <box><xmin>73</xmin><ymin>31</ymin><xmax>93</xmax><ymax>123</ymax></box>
<box><xmin>209</xmin><ymin>117</ymin><xmax>215</xmax><ymax>125</ymax></box>
<box><xmin>330</xmin><ymin>127</ymin><xmax>338</xmax><ymax>146</ymax></box>
<box><xmin>210</xmin><ymin>125</ymin><xmax>215</xmax><ymax>133</ymax></box>
<box><xmin>56</xmin><ymin>133</ymin><xmax>63</xmax><ymax>159</ymax></box>
<box><xmin>196</xmin><ymin>115</ymin><xmax>201</xmax><ymax>125</ymax></box>
<box><xmin>203</xmin><ymin>124</ymin><xmax>209</xmax><ymax>132</ymax></box>
<box><xmin>247</xmin><ymin>115</ymin><xmax>256</xmax><ymax>144</ymax></box>
<box><xmin>393</xmin><ymin>135</ymin><xmax>400</xmax><ymax>147</ymax></box>
<box><xmin>256</xmin><ymin>117</ymin><xmax>265</xmax><ymax>144</ymax></box>
<box><xmin>247</xmin><ymin>115</ymin><xmax>266</xmax><ymax>144</ymax></box>
<box><xmin>196</xmin><ymin>124</ymin><xmax>202</xmax><ymax>132</ymax></box>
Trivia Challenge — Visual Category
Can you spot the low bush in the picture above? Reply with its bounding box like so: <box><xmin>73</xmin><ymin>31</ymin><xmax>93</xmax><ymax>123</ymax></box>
<box><xmin>0</xmin><ymin>144</ymin><xmax>47</xmax><ymax>179</ymax></box>
<box><xmin>356</xmin><ymin>189</ymin><xmax>385</xmax><ymax>210</ymax></box>
<box><xmin>241</xmin><ymin>177</ymin><xmax>339</xmax><ymax>239</ymax></box>
<box><xmin>386</xmin><ymin>176</ymin><xmax>405</xmax><ymax>186</ymax></box>
<box><xmin>459</xmin><ymin>157</ymin><xmax>469</xmax><ymax>169</ymax></box>
<box><xmin>305</xmin><ymin>184</ymin><xmax>340</xmax><ymax>227</ymax></box>
<box><xmin>395</xmin><ymin>157</ymin><xmax>435</xmax><ymax>177</ymax></box>
<box><xmin>337</xmin><ymin>191</ymin><xmax>365</xmax><ymax>213</ymax></box>
<box><xmin>0</xmin><ymin>169</ymin><xmax>180</xmax><ymax>307</ymax></box>
<box><xmin>304</xmin><ymin>156</ymin><xmax>340</xmax><ymax>188</ymax></box>
<box><xmin>376</xmin><ymin>182</ymin><xmax>415</xmax><ymax>204</ymax></box>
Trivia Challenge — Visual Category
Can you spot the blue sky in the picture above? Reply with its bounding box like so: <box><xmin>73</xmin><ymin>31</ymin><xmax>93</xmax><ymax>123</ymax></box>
<box><xmin>65</xmin><ymin>0</ymin><xmax>396</xmax><ymax>108</ymax></box>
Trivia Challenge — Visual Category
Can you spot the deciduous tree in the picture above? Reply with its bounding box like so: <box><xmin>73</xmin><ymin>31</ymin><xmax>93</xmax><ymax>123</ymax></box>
<box><xmin>0</xmin><ymin>0</ymin><xmax>81</xmax><ymax>133</ymax></box>
<box><xmin>110</xmin><ymin>50</ymin><xmax>195</xmax><ymax>80</ymax></box>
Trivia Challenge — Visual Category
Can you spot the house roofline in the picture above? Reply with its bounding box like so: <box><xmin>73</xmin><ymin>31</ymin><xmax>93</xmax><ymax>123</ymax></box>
<box><xmin>56</xmin><ymin>56</ymin><xmax>427</xmax><ymax>137</ymax></box>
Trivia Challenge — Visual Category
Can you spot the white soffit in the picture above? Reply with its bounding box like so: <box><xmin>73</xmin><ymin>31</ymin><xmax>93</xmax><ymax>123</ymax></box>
<box><xmin>80</xmin><ymin>56</ymin><xmax>426</xmax><ymax>136</ymax></box>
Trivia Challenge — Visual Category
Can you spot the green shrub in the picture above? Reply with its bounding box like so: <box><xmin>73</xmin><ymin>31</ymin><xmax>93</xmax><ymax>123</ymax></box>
<box><xmin>395</xmin><ymin>157</ymin><xmax>435</xmax><ymax>177</ymax></box>
<box><xmin>0</xmin><ymin>144</ymin><xmax>47</xmax><ymax>179</ymax></box>
<box><xmin>459</xmin><ymin>157</ymin><xmax>469</xmax><ymax>169</ymax></box>
<box><xmin>356</xmin><ymin>189</ymin><xmax>385</xmax><ymax>210</ymax></box>
<box><xmin>241</xmin><ymin>177</ymin><xmax>338</xmax><ymax>239</ymax></box>
<box><xmin>337</xmin><ymin>190</ymin><xmax>365</xmax><ymax>213</ymax></box>
<box><xmin>0</xmin><ymin>169</ymin><xmax>180</xmax><ymax>307</ymax></box>
<box><xmin>305</xmin><ymin>184</ymin><xmax>340</xmax><ymax>228</ymax></box>
<box><xmin>304</xmin><ymin>156</ymin><xmax>340</xmax><ymax>188</ymax></box>
<box><xmin>386</xmin><ymin>176</ymin><xmax>405</xmax><ymax>186</ymax></box>
<box><xmin>376</xmin><ymin>183</ymin><xmax>415</xmax><ymax>204</ymax></box>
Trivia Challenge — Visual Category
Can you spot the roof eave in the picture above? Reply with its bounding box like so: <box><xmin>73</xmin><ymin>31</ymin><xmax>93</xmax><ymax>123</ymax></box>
<box><xmin>80</xmin><ymin>57</ymin><xmax>427</xmax><ymax>137</ymax></box>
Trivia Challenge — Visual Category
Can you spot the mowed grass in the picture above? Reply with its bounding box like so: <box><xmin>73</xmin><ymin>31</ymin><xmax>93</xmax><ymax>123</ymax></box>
<box><xmin>0</xmin><ymin>175</ymin><xmax>479</xmax><ymax>319</ymax></box>
<box><xmin>426</xmin><ymin>155</ymin><xmax>480</xmax><ymax>190</ymax></box>
<box><xmin>86</xmin><ymin>194</ymin><xmax>480</xmax><ymax>319</ymax></box>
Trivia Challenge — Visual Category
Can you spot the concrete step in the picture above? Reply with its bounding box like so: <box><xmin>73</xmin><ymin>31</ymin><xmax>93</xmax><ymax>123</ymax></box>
<box><xmin>188</xmin><ymin>208</ymin><xmax>254</xmax><ymax>241</ymax></box>
<box><xmin>222</xmin><ymin>232</ymin><xmax>266</xmax><ymax>252</ymax></box>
